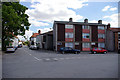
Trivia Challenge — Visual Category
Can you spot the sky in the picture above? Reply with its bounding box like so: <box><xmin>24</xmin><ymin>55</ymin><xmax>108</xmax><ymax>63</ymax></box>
<box><xmin>18</xmin><ymin>0</ymin><xmax>119</xmax><ymax>41</ymax></box>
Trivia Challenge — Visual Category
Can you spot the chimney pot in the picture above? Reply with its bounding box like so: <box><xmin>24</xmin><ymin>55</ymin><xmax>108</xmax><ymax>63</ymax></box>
<box><xmin>69</xmin><ymin>18</ymin><xmax>73</xmax><ymax>22</ymax></box>
<box><xmin>98</xmin><ymin>20</ymin><xmax>102</xmax><ymax>24</ymax></box>
<box><xmin>38</xmin><ymin>30</ymin><xmax>41</xmax><ymax>34</ymax></box>
<box><xmin>84</xmin><ymin>19</ymin><xmax>88</xmax><ymax>23</ymax></box>
<box><xmin>107</xmin><ymin>23</ymin><xmax>110</xmax><ymax>29</ymax></box>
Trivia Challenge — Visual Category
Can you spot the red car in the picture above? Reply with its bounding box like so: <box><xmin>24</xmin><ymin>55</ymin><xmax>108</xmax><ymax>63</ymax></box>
<box><xmin>91</xmin><ymin>47</ymin><xmax>107</xmax><ymax>54</ymax></box>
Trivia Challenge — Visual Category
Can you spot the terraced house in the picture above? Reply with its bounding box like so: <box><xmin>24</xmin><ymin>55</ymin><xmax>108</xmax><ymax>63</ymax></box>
<box><xmin>53</xmin><ymin>18</ymin><xmax>110</xmax><ymax>51</ymax></box>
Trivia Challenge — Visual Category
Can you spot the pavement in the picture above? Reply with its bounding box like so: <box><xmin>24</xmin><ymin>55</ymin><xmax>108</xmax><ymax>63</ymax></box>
<box><xmin>2</xmin><ymin>46</ymin><xmax>119</xmax><ymax>78</ymax></box>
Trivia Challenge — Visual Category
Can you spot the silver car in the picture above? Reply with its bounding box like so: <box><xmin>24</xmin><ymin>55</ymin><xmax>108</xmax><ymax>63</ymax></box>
<box><xmin>29</xmin><ymin>45</ymin><xmax>38</xmax><ymax>50</ymax></box>
<box><xmin>6</xmin><ymin>46</ymin><xmax>15</xmax><ymax>52</ymax></box>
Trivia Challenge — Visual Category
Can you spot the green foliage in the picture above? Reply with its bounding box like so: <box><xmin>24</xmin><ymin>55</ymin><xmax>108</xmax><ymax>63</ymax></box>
<box><xmin>2</xmin><ymin>2</ymin><xmax>31</xmax><ymax>51</ymax></box>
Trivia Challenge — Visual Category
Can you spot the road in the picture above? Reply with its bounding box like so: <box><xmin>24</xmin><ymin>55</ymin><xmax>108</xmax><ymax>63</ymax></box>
<box><xmin>2</xmin><ymin>46</ymin><xmax>118</xmax><ymax>78</ymax></box>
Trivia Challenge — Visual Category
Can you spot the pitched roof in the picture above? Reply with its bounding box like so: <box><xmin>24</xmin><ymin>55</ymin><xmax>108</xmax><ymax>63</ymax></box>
<box><xmin>109</xmin><ymin>28</ymin><xmax>120</xmax><ymax>32</ymax></box>
<box><xmin>41</xmin><ymin>31</ymin><xmax>53</xmax><ymax>35</ymax></box>
<box><xmin>31</xmin><ymin>33</ymin><xmax>40</xmax><ymax>38</ymax></box>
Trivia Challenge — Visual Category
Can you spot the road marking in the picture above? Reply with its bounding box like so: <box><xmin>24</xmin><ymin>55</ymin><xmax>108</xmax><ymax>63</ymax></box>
<box><xmin>45</xmin><ymin>58</ymin><xmax>50</xmax><ymax>61</ymax></box>
<box><xmin>53</xmin><ymin>58</ymin><xmax>58</xmax><ymax>61</ymax></box>
<box><xmin>34</xmin><ymin>57</ymin><xmax>41</xmax><ymax>61</ymax></box>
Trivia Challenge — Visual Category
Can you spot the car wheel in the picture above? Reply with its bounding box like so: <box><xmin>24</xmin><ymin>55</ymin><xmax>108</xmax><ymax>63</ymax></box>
<box><xmin>93</xmin><ymin>51</ymin><xmax>96</xmax><ymax>54</ymax></box>
<box><xmin>104</xmin><ymin>51</ymin><xmax>107</xmax><ymax>54</ymax></box>
<box><xmin>62</xmin><ymin>51</ymin><xmax>65</xmax><ymax>54</ymax></box>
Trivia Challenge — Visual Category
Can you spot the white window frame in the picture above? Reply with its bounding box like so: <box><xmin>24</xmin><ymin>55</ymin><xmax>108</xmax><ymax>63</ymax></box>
<box><xmin>82</xmin><ymin>43</ymin><xmax>90</xmax><ymax>48</ymax></box>
<box><xmin>98</xmin><ymin>34</ymin><xmax>105</xmax><ymax>39</ymax></box>
<box><xmin>98</xmin><ymin>26</ymin><xmax>105</xmax><ymax>30</ymax></box>
<box><xmin>82</xmin><ymin>25</ymin><xmax>89</xmax><ymax>29</ymax></box>
<box><xmin>98</xmin><ymin>43</ymin><xmax>105</xmax><ymax>48</ymax></box>
<box><xmin>65</xmin><ymin>43</ymin><xmax>74</xmax><ymax>48</ymax></box>
<box><xmin>65</xmin><ymin>25</ymin><xmax>73</xmax><ymax>29</ymax></box>
<box><xmin>82</xmin><ymin>33</ymin><xmax>90</xmax><ymax>39</ymax></box>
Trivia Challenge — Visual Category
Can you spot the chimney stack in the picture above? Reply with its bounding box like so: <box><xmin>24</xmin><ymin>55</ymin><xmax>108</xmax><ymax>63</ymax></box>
<box><xmin>107</xmin><ymin>23</ymin><xmax>110</xmax><ymax>29</ymax></box>
<box><xmin>98</xmin><ymin>20</ymin><xmax>102</xmax><ymax>24</ymax></box>
<box><xmin>69</xmin><ymin>18</ymin><xmax>73</xmax><ymax>22</ymax></box>
<box><xmin>38</xmin><ymin>30</ymin><xmax>41</xmax><ymax>34</ymax></box>
<box><xmin>84</xmin><ymin>18</ymin><xmax>88</xmax><ymax>23</ymax></box>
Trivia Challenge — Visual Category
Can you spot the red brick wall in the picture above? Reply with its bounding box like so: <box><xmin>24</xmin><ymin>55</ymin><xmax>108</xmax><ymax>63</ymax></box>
<box><xmin>65</xmin><ymin>38</ymin><xmax>74</xmax><ymax>42</ymax></box>
<box><xmin>98</xmin><ymin>30</ymin><xmax>105</xmax><ymax>34</ymax></box>
<box><xmin>65</xmin><ymin>29</ymin><xmax>73</xmax><ymax>32</ymax></box>
<box><xmin>82</xmin><ymin>29</ymin><xmax>90</xmax><ymax>33</ymax></box>
<box><xmin>82</xmin><ymin>38</ymin><xmax>90</xmax><ymax>42</ymax></box>
<box><xmin>115</xmin><ymin>32</ymin><xmax>118</xmax><ymax>51</ymax></box>
<box><xmin>98</xmin><ymin>39</ymin><xmax>105</xmax><ymax>42</ymax></box>
<box><xmin>82</xmin><ymin>48</ymin><xmax>90</xmax><ymax>51</ymax></box>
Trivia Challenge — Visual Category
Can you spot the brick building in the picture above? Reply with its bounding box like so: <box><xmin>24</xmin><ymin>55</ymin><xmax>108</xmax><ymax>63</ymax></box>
<box><xmin>106</xmin><ymin>28</ymin><xmax>120</xmax><ymax>52</ymax></box>
<box><xmin>53</xmin><ymin>18</ymin><xmax>110</xmax><ymax>51</ymax></box>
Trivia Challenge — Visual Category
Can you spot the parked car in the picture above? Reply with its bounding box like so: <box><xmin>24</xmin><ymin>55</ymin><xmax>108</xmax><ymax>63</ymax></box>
<box><xmin>18</xmin><ymin>44</ymin><xmax>22</xmax><ymax>48</ymax></box>
<box><xmin>29</xmin><ymin>45</ymin><xmax>38</xmax><ymax>50</ymax></box>
<box><xmin>91</xmin><ymin>47</ymin><xmax>107</xmax><ymax>54</ymax></box>
<box><xmin>6</xmin><ymin>46</ymin><xmax>15</xmax><ymax>52</ymax></box>
<box><xmin>59</xmin><ymin>47</ymin><xmax>80</xmax><ymax>54</ymax></box>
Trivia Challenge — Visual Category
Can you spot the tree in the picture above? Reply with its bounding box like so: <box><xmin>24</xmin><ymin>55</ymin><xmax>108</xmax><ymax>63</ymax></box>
<box><xmin>2</xmin><ymin>2</ymin><xmax>30</xmax><ymax>51</ymax></box>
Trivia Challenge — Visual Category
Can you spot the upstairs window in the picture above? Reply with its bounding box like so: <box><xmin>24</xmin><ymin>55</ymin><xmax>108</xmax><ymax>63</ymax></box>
<box><xmin>82</xmin><ymin>33</ymin><xmax>90</xmax><ymax>38</ymax></box>
<box><xmin>98</xmin><ymin>26</ymin><xmax>105</xmax><ymax>30</ymax></box>
<box><xmin>65</xmin><ymin>33</ymin><xmax>73</xmax><ymax>38</ymax></box>
<box><xmin>98</xmin><ymin>34</ymin><xmax>105</xmax><ymax>39</ymax></box>
<box><xmin>65</xmin><ymin>25</ymin><xmax>73</xmax><ymax>29</ymax></box>
<box><xmin>82</xmin><ymin>25</ymin><xmax>89</xmax><ymax>29</ymax></box>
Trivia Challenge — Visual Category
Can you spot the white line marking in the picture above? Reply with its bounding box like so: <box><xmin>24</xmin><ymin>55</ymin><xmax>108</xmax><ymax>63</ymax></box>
<box><xmin>34</xmin><ymin>57</ymin><xmax>41</xmax><ymax>61</ymax></box>
<box><xmin>53</xmin><ymin>58</ymin><xmax>58</xmax><ymax>60</ymax></box>
<box><xmin>45</xmin><ymin>58</ymin><xmax>50</xmax><ymax>60</ymax></box>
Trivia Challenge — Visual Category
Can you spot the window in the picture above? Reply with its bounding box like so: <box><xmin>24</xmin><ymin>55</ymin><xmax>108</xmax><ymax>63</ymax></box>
<box><xmin>82</xmin><ymin>43</ymin><xmax>90</xmax><ymax>48</ymax></box>
<box><xmin>65</xmin><ymin>43</ymin><xmax>74</xmax><ymax>48</ymax></box>
<box><xmin>118</xmin><ymin>33</ymin><xmax>120</xmax><ymax>40</ymax></box>
<box><xmin>65</xmin><ymin>25</ymin><xmax>73</xmax><ymax>29</ymax></box>
<box><xmin>82</xmin><ymin>25</ymin><xmax>89</xmax><ymax>29</ymax></box>
<box><xmin>98</xmin><ymin>26</ymin><xmax>105</xmax><ymax>30</ymax></box>
<box><xmin>98</xmin><ymin>43</ymin><xmax>105</xmax><ymax>48</ymax></box>
<box><xmin>98</xmin><ymin>48</ymin><xmax>102</xmax><ymax>50</ymax></box>
<box><xmin>82</xmin><ymin>33</ymin><xmax>90</xmax><ymax>38</ymax></box>
<box><xmin>98</xmin><ymin>34</ymin><xmax>105</xmax><ymax>39</ymax></box>
<box><xmin>119</xmin><ymin>41</ymin><xmax>120</xmax><ymax>49</ymax></box>
<box><xmin>65</xmin><ymin>33</ymin><xmax>73</xmax><ymax>38</ymax></box>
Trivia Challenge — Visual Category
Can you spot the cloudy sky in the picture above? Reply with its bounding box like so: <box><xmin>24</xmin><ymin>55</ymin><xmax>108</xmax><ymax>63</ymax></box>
<box><xmin>18</xmin><ymin>0</ymin><xmax>119</xmax><ymax>41</ymax></box>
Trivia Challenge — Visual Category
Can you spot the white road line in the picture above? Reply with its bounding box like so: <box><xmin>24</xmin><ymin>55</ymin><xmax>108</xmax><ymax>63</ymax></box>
<box><xmin>26</xmin><ymin>52</ymin><xmax>41</xmax><ymax>61</ymax></box>
<box><xmin>45</xmin><ymin>58</ymin><xmax>50</xmax><ymax>61</ymax></box>
<box><xmin>53</xmin><ymin>58</ymin><xmax>58</xmax><ymax>61</ymax></box>
<box><xmin>34</xmin><ymin>57</ymin><xmax>41</xmax><ymax>61</ymax></box>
